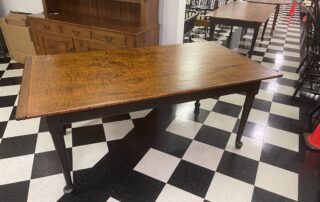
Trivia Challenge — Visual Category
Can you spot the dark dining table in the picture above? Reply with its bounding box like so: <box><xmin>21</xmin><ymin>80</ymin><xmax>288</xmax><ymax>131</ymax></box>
<box><xmin>206</xmin><ymin>1</ymin><xmax>276</xmax><ymax>57</ymax></box>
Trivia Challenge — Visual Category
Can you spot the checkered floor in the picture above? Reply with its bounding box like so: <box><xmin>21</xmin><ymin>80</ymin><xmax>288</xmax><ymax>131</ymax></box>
<box><xmin>0</xmin><ymin>4</ymin><xmax>319</xmax><ymax>202</ymax></box>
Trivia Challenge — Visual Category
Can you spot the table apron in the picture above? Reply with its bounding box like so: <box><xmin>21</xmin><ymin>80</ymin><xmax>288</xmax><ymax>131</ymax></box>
<box><xmin>209</xmin><ymin>18</ymin><xmax>262</xmax><ymax>28</ymax></box>
<box><xmin>47</xmin><ymin>81</ymin><xmax>261</xmax><ymax>124</ymax></box>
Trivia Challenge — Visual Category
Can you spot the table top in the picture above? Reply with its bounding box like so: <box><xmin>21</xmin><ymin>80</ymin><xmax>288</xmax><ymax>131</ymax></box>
<box><xmin>16</xmin><ymin>42</ymin><xmax>281</xmax><ymax>119</ymax></box>
<box><xmin>245</xmin><ymin>0</ymin><xmax>292</xmax><ymax>5</ymax></box>
<box><xmin>206</xmin><ymin>1</ymin><xmax>276</xmax><ymax>23</ymax></box>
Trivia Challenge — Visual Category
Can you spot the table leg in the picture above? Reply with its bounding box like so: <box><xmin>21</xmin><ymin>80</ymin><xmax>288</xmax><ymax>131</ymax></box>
<box><xmin>235</xmin><ymin>82</ymin><xmax>260</xmax><ymax>149</ymax></box>
<box><xmin>249</xmin><ymin>26</ymin><xmax>259</xmax><ymax>58</ymax></box>
<box><xmin>271</xmin><ymin>5</ymin><xmax>280</xmax><ymax>36</ymax></box>
<box><xmin>194</xmin><ymin>100</ymin><xmax>200</xmax><ymax>115</ymax></box>
<box><xmin>261</xmin><ymin>18</ymin><xmax>269</xmax><ymax>41</ymax></box>
<box><xmin>47</xmin><ymin>117</ymin><xmax>74</xmax><ymax>194</ymax></box>
<box><xmin>209</xmin><ymin>23</ymin><xmax>216</xmax><ymax>41</ymax></box>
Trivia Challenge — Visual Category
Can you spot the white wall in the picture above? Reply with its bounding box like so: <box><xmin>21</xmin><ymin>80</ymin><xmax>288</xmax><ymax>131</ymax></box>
<box><xmin>0</xmin><ymin>0</ymin><xmax>185</xmax><ymax>45</ymax></box>
<box><xmin>0</xmin><ymin>0</ymin><xmax>43</xmax><ymax>17</ymax></box>
<box><xmin>159</xmin><ymin>0</ymin><xmax>186</xmax><ymax>45</ymax></box>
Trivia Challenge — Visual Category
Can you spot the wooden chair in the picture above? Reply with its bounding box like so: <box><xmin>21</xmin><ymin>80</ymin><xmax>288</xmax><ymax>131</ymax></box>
<box><xmin>184</xmin><ymin>10</ymin><xmax>199</xmax><ymax>42</ymax></box>
<box><xmin>293</xmin><ymin>4</ymin><xmax>320</xmax><ymax>97</ymax></box>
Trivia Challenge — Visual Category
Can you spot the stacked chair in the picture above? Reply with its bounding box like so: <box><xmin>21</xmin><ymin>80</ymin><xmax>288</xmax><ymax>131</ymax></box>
<box><xmin>294</xmin><ymin>0</ymin><xmax>320</xmax><ymax>97</ymax></box>
<box><xmin>294</xmin><ymin>0</ymin><xmax>320</xmax><ymax>127</ymax></box>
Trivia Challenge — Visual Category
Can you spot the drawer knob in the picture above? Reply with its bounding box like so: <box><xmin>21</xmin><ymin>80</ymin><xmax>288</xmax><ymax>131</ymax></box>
<box><xmin>72</xmin><ymin>30</ymin><xmax>80</xmax><ymax>36</ymax></box>
<box><xmin>105</xmin><ymin>36</ymin><xmax>113</xmax><ymax>42</ymax></box>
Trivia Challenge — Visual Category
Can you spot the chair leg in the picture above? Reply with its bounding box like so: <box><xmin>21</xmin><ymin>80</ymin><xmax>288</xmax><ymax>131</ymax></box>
<box><xmin>297</xmin><ymin>54</ymin><xmax>307</xmax><ymax>73</ymax></box>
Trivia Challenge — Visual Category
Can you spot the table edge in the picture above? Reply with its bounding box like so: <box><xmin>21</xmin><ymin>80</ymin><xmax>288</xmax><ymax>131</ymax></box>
<box><xmin>16</xmin><ymin>57</ymin><xmax>32</xmax><ymax>120</ymax></box>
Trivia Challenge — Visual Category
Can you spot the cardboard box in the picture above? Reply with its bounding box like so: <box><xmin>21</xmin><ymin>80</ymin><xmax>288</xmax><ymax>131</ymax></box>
<box><xmin>5</xmin><ymin>12</ymin><xmax>30</xmax><ymax>27</ymax></box>
<box><xmin>10</xmin><ymin>50</ymin><xmax>31</xmax><ymax>64</ymax></box>
<box><xmin>0</xmin><ymin>16</ymin><xmax>35</xmax><ymax>64</ymax></box>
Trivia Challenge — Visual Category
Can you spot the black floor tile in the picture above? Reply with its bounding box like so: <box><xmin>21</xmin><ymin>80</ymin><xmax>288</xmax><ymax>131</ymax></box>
<box><xmin>168</xmin><ymin>160</ymin><xmax>214</xmax><ymax>197</ymax></box>
<box><xmin>6</xmin><ymin>63</ymin><xmax>24</xmax><ymax>70</ymax></box>
<box><xmin>0</xmin><ymin>121</ymin><xmax>7</xmax><ymax>138</ymax></box>
<box><xmin>9</xmin><ymin>106</ymin><xmax>16</xmax><ymax>120</ymax></box>
<box><xmin>0</xmin><ymin>77</ymin><xmax>22</xmax><ymax>86</ymax></box>
<box><xmin>252</xmin><ymin>187</ymin><xmax>296</xmax><ymax>202</ymax></box>
<box><xmin>0</xmin><ymin>134</ymin><xmax>37</xmax><ymax>159</ymax></box>
<box><xmin>38</xmin><ymin>118</ymin><xmax>49</xmax><ymax>133</ymax></box>
<box><xmin>213</xmin><ymin>101</ymin><xmax>242</xmax><ymax>118</ymax></box>
<box><xmin>268</xmin><ymin>114</ymin><xmax>303</xmax><ymax>134</ymax></box>
<box><xmin>112</xmin><ymin>171</ymin><xmax>165</xmax><ymax>202</ymax></box>
<box><xmin>260</xmin><ymin>143</ymin><xmax>300</xmax><ymax>173</ymax></box>
<box><xmin>151</xmin><ymin>131</ymin><xmax>191</xmax><ymax>158</ymax></box>
<box><xmin>102</xmin><ymin>114</ymin><xmax>131</xmax><ymax>123</ymax></box>
<box><xmin>252</xmin><ymin>98</ymin><xmax>272</xmax><ymax>112</ymax></box>
<box><xmin>72</xmin><ymin>124</ymin><xmax>106</xmax><ymax>147</ymax></box>
<box><xmin>195</xmin><ymin>125</ymin><xmax>231</xmax><ymax>149</ymax></box>
<box><xmin>217</xmin><ymin>151</ymin><xmax>259</xmax><ymax>184</ymax></box>
<box><xmin>233</xmin><ymin>121</ymin><xmax>266</xmax><ymax>140</ymax></box>
<box><xmin>276</xmin><ymin>78</ymin><xmax>297</xmax><ymax>87</ymax></box>
<box><xmin>0</xmin><ymin>181</ymin><xmax>30</xmax><ymax>202</ymax></box>
<box><xmin>31</xmin><ymin>149</ymin><xmax>72</xmax><ymax>179</ymax></box>
<box><xmin>0</xmin><ymin>95</ymin><xmax>17</xmax><ymax>108</ymax></box>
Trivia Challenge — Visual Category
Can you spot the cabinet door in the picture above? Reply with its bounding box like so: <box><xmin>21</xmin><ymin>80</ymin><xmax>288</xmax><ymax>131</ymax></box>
<box><xmin>37</xmin><ymin>31</ymin><xmax>74</xmax><ymax>55</ymax></box>
<box><xmin>74</xmin><ymin>39</ymin><xmax>121</xmax><ymax>52</ymax></box>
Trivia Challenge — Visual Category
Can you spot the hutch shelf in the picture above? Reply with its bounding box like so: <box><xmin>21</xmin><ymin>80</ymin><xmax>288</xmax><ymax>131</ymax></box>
<box><xmin>28</xmin><ymin>0</ymin><xmax>159</xmax><ymax>55</ymax></box>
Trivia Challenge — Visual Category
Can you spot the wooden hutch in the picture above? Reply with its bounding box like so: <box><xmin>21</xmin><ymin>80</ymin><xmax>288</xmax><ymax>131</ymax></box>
<box><xmin>28</xmin><ymin>0</ymin><xmax>159</xmax><ymax>55</ymax></box>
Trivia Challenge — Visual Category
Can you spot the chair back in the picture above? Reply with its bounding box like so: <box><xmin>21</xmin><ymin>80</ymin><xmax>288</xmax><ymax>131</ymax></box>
<box><xmin>184</xmin><ymin>10</ymin><xmax>199</xmax><ymax>36</ymax></box>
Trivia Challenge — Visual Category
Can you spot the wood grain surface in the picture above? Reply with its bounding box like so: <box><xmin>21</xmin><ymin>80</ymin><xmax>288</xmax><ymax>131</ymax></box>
<box><xmin>245</xmin><ymin>0</ymin><xmax>291</xmax><ymax>5</ymax></box>
<box><xmin>16</xmin><ymin>42</ymin><xmax>282</xmax><ymax>119</ymax></box>
<box><xmin>206</xmin><ymin>2</ymin><xmax>276</xmax><ymax>23</ymax></box>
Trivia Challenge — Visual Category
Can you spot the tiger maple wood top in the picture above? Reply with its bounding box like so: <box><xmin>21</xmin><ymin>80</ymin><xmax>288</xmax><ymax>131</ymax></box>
<box><xmin>16</xmin><ymin>42</ymin><xmax>281</xmax><ymax>119</ymax></box>
<box><xmin>206</xmin><ymin>2</ymin><xmax>276</xmax><ymax>23</ymax></box>
<box><xmin>245</xmin><ymin>0</ymin><xmax>291</xmax><ymax>5</ymax></box>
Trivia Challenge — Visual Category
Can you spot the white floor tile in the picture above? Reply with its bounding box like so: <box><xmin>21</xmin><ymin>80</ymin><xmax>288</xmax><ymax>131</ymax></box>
<box><xmin>0</xmin><ymin>85</ymin><xmax>20</xmax><ymax>97</ymax></box>
<box><xmin>130</xmin><ymin>109</ymin><xmax>152</xmax><ymax>119</ymax></box>
<box><xmin>166</xmin><ymin>118</ymin><xmax>202</xmax><ymax>139</ymax></box>
<box><xmin>35</xmin><ymin>132</ymin><xmax>55</xmax><ymax>153</ymax></box>
<box><xmin>265</xmin><ymin>83</ymin><xmax>295</xmax><ymax>96</ymax></box>
<box><xmin>72</xmin><ymin>118</ymin><xmax>103</xmax><ymax>128</ymax></box>
<box><xmin>2</xmin><ymin>69</ymin><xmax>23</xmax><ymax>78</ymax></box>
<box><xmin>219</xmin><ymin>94</ymin><xmax>246</xmax><ymax>106</ymax></box>
<box><xmin>27</xmin><ymin>174</ymin><xmax>65</xmax><ymax>202</ymax></box>
<box><xmin>182</xmin><ymin>140</ymin><xmax>224</xmax><ymax>171</ymax></box>
<box><xmin>270</xmin><ymin>102</ymin><xmax>299</xmax><ymax>120</ymax></box>
<box><xmin>264</xmin><ymin>127</ymin><xmax>299</xmax><ymax>152</ymax></box>
<box><xmin>206</xmin><ymin>173</ymin><xmax>254</xmax><ymax>202</ymax></box>
<box><xmin>255</xmin><ymin>162</ymin><xmax>298</xmax><ymax>201</ymax></box>
<box><xmin>280</xmin><ymin>71</ymin><xmax>299</xmax><ymax>81</ymax></box>
<box><xmin>248</xmin><ymin>109</ymin><xmax>269</xmax><ymax>125</ymax></box>
<box><xmin>0</xmin><ymin>63</ymin><xmax>8</xmax><ymax>71</ymax></box>
<box><xmin>156</xmin><ymin>184</ymin><xmax>203</xmax><ymax>202</ymax></box>
<box><xmin>0</xmin><ymin>107</ymin><xmax>13</xmax><ymax>122</ymax></box>
<box><xmin>103</xmin><ymin>119</ymin><xmax>134</xmax><ymax>141</ymax></box>
<box><xmin>72</xmin><ymin>142</ymin><xmax>109</xmax><ymax>171</ymax></box>
<box><xmin>134</xmin><ymin>148</ymin><xmax>180</xmax><ymax>182</ymax></box>
<box><xmin>0</xmin><ymin>154</ymin><xmax>34</xmax><ymax>185</ymax></box>
<box><xmin>3</xmin><ymin>118</ymin><xmax>41</xmax><ymax>138</ymax></box>
<box><xmin>204</xmin><ymin>112</ymin><xmax>237</xmax><ymax>132</ymax></box>
<box><xmin>107</xmin><ymin>197</ymin><xmax>120</xmax><ymax>202</ymax></box>
<box><xmin>225</xmin><ymin>133</ymin><xmax>263</xmax><ymax>161</ymax></box>
<box><xmin>256</xmin><ymin>90</ymin><xmax>274</xmax><ymax>102</ymax></box>
<box><xmin>200</xmin><ymin>99</ymin><xmax>217</xmax><ymax>111</ymax></box>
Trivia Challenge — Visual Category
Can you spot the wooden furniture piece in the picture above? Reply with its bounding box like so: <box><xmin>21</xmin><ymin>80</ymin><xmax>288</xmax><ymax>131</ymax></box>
<box><xmin>184</xmin><ymin>10</ymin><xmax>198</xmax><ymax>42</ymax></box>
<box><xmin>206</xmin><ymin>1</ymin><xmax>275</xmax><ymax>57</ymax></box>
<box><xmin>16</xmin><ymin>42</ymin><xmax>281</xmax><ymax>193</ymax></box>
<box><xmin>28</xmin><ymin>0</ymin><xmax>159</xmax><ymax>55</ymax></box>
<box><xmin>245</xmin><ymin>0</ymin><xmax>292</xmax><ymax>36</ymax></box>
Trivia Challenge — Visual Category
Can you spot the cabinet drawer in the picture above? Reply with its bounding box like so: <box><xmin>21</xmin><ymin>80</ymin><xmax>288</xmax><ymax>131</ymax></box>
<box><xmin>92</xmin><ymin>30</ymin><xmax>125</xmax><ymax>46</ymax></box>
<box><xmin>61</xmin><ymin>24</ymin><xmax>91</xmax><ymax>38</ymax></box>
<box><xmin>30</xmin><ymin>20</ymin><xmax>61</xmax><ymax>33</ymax></box>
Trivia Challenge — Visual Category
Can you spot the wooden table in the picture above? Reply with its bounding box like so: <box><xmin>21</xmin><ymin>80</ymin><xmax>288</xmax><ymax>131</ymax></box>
<box><xmin>206</xmin><ymin>2</ymin><xmax>276</xmax><ymax>57</ymax></box>
<box><xmin>245</xmin><ymin>0</ymin><xmax>292</xmax><ymax>36</ymax></box>
<box><xmin>16</xmin><ymin>42</ymin><xmax>281</xmax><ymax>194</ymax></box>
